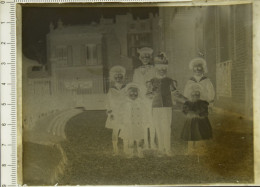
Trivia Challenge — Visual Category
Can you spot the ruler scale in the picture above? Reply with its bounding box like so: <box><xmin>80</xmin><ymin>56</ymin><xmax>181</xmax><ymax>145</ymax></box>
<box><xmin>0</xmin><ymin>0</ymin><xmax>17</xmax><ymax>187</ymax></box>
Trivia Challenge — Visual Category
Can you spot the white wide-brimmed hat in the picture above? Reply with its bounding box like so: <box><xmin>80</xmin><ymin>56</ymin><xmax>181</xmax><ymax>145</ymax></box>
<box><xmin>189</xmin><ymin>57</ymin><xmax>208</xmax><ymax>73</ymax></box>
<box><xmin>109</xmin><ymin>65</ymin><xmax>126</xmax><ymax>79</ymax></box>
<box><xmin>137</xmin><ymin>47</ymin><xmax>153</xmax><ymax>55</ymax></box>
<box><xmin>125</xmin><ymin>82</ymin><xmax>141</xmax><ymax>92</ymax></box>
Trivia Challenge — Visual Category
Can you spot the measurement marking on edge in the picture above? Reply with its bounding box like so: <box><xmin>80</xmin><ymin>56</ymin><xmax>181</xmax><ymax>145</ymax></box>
<box><xmin>1</xmin><ymin>0</ymin><xmax>17</xmax><ymax>186</ymax></box>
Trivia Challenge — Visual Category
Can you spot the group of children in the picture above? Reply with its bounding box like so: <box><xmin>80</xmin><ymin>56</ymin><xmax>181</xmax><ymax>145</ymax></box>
<box><xmin>105</xmin><ymin>48</ymin><xmax>213</xmax><ymax>158</ymax></box>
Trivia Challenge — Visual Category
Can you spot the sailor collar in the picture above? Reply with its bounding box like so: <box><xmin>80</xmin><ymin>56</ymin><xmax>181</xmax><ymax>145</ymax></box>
<box><xmin>111</xmin><ymin>84</ymin><xmax>126</xmax><ymax>90</ymax></box>
<box><xmin>190</xmin><ymin>76</ymin><xmax>208</xmax><ymax>82</ymax></box>
<box><xmin>139</xmin><ymin>65</ymin><xmax>153</xmax><ymax>69</ymax></box>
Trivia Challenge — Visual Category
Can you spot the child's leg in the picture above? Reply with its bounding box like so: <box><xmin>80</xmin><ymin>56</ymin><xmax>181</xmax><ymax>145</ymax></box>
<box><xmin>112</xmin><ymin>128</ymin><xmax>119</xmax><ymax>155</ymax></box>
<box><xmin>124</xmin><ymin>140</ymin><xmax>134</xmax><ymax>157</ymax></box>
<box><xmin>123</xmin><ymin>139</ymin><xmax>129</xmax><ymax>155</ymax></box>
<box><xmin>196</xmin><ymin>141</ymin><xmax>207</xmax><ymax>155</ymax></box>
<box><xmin>124</xmin><ymin>140</ymin><xmax>134</xmax><ymax>158</ymax></box>
<box><xmin>187</xmin><ymin>141</ymin><xmax>195</xmax><ymax>155</ymax></box>
<box><xmin>153</xmin><ymin>108</ymin><xmax>164</xmax><ymax>152</ymax></box>
<box><xmin>149</xmin><ymin>127</ymin><xmax>156</xmax><ymax>149</ymax></box>
<box><xmin>163</xmin><ymin>108</ymin><xmax>172</xmax><ymax>155</ymax></box>
<box><xmin>137</xmin><ymin>140</ymin><xmax>144</xmax><ymax>158</ymax></box>
<box><xmin>143</xmin><ymin>127</ymin><xmax>149</xmax><ymax>149</ymax></box>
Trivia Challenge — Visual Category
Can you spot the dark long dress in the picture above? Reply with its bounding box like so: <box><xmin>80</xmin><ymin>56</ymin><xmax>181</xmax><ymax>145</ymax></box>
<box><xmin>181</xmin><ymin>100</ymin><xmax>212</xmax><ymax>141</ymax></box>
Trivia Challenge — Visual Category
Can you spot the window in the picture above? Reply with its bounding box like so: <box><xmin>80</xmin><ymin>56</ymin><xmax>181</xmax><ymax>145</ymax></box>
<box><xmin>55</xmin><ymin>45</ymin><xmax>73</xmax><ymax>66</ymax></box>
<box><xmin>216</xmin><ymin>60</ymin><xmax>232</xmax><ymax>97</ymax></box>
<box><xmin>127</xmin><ymin>33</ymin><xmax>152</xmax><ymax>57</ymax></box>
<box><xmin>82</xmin><ymin>44</ymin><xmax>98</xmax><ymax>66</ymax></box>
<box><xmin>55</xmin><ymin>46</ymin><xmax>68</xmax><ymax>61</ymax></box>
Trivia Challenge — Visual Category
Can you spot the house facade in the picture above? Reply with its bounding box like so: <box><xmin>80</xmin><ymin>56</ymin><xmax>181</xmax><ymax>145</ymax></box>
<box><xmin>25</xmin><ymin>6</ymin><xmax>252</xmax><ymax>115</ymax></box>
<box><xmin>159</xmin><ymin>5</ymin><xmax>252</xmax><ymax>116</ymax></box>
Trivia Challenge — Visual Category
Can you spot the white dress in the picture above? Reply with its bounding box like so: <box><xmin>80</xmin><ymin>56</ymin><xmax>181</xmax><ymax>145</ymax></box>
<box><xmin>105</xmin><ymin>85</ymin><xmax>126</xmax><ymax>130</ymax></box>
<box><xmin>184</xmin><ymin>76</ymin><xmax>215</xmax><ymax>103</ymax></box>
<box><xmin>133</xmin><ymin>65</ymin><xmax>155</xmax><ymax>128</ymax></box>
<box><xmin>119</xmin><ymin>98</ymin><xmax>145</xmax><ymax>141</ymax></box>
<box><xmin>133</xmin><ymin>65</ymin><xmax>156</xmax><ymax>97</ymax></box>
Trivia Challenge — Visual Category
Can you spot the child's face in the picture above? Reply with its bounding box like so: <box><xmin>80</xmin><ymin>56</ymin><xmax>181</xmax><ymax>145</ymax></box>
<box><xmin>191</xmin><ymin>91</ymin><xmax>200</xmax><ymax>102</ymax></box>
<box><xmin>139</xmin><ymin>53</ymin><xmax>152</xmax><ymax>65</ymax></box>
<box><xmin>146</xmin><ymin>81</ymin><xmax>152</xmax><ymax>89</ymax></box>
<box><xmin>114</xmin><ymin>73</ymin><xmax>124</xmax><ymax>84</ymax></box>
<box><xmin>128</xmin><ymin>88</ymin><xmax>138</xmax><ymax>100</ymax></box>
<box><xmin>193</xmin><ymin>64</ymin><xmax>204</xmax><ymax>76</ymax></box>
<box><xmin>155</xmin><ymin>65</ymin><xmax>168</xmax><ymax>76</ymax></box>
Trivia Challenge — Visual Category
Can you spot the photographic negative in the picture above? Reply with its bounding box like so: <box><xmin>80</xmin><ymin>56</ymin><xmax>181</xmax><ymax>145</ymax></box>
<box><xmin>21</xmin><ymin>3</ymin><xmax>254</xmax><ymax>185</ymax></box>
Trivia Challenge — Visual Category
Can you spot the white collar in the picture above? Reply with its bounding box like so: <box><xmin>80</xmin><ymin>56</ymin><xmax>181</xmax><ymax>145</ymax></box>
<box><xmin>114</xmin><ymin>83</ymin><xmax>123</xmax><ymax>90</ymax></box>
<box><xmin>156</xmin><ymin>72</ymin><xmax>167</xmax><ymax>79</ymax></box>
<box><xmin>193</xmin><ymin>75</ymin><xmax>204</xmax><ymax>82</ymax></box>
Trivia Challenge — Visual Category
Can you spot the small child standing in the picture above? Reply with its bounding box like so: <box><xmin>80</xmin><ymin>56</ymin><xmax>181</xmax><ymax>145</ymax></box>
<box><xmin>119</xmin><ymin>83</ymin><xmax>145</xmax><ymax>158</ymax></box>
<box><xmin>181</xmin><ymin>85</ymin><xmax>213</xmax><ymax>157</ymax></box>
<box><xmin>105</xmin><ymin>66</ymin><xmax>126</xmax><ymax>156</ymax></box>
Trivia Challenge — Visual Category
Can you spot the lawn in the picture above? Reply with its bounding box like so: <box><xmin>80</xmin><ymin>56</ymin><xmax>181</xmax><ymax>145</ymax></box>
<box><xmin>57</xmin><ymin>110</ymin><xmax>254</xmax><ymax>185</ymax></box>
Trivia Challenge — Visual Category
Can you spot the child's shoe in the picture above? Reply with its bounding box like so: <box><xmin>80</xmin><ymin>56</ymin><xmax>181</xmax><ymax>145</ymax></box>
<box><xmin>150</xmin><ymin>142</ymin><xmax>157</xmax><ymax>150</ymax></box>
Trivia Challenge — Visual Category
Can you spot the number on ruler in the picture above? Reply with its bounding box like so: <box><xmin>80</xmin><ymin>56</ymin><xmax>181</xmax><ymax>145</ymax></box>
<box><xmin>1</xmin><ymin>103</ymin><xmax>6</xmax><ymax>106</ymax></box>
<box><xmin>1</xmin><ymin>62</ymin><xmax>6</xmax><ymax>65</ymax></box>
<box><xmin>1</xmin><ymin>42</ymin><xmax>6</xmax><ymax>45</ymax></box>
<box><xmin>2</xmin><ymin>185</ymin><xmax>6</xmax><ymax>187</ymax></box>
<box><xmin>2</xmin><ymin>144</ymin><xmax>6</xmax><ymax>146</ymax></box>
<box><xmin>0</xmin><ymin>1</ymin><xmax>5</xmax><ymax>4</ymax></box>
<box><xmin>1</xmin><ymin>82</ymin><xmax>6</xmax><ymax>85</ymax></box>
<box><xmin>2</xmin><ymin>164</ymin><xmax>6</xmax><ymax>167</ymax></box>
<box><xmin>1</xmin><ymin>123</ymin><xmax>6</xmax><ymax>126</ymax></box>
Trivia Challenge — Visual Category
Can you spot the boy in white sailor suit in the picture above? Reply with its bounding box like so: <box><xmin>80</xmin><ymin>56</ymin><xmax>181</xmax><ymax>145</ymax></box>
<box><xmin>148</xmin><ymin>52</ymin><xmax>178</xmax><ymax>156</ymax></box>
<box><xmin>105</xmin><ymin>65</ymin><xmax>126</xmax><ymax>155</ymax></box>
<box><xmin>133</xmin><ymin>47</ymin><xmax>156</xmax><ymax>149</ymax></box>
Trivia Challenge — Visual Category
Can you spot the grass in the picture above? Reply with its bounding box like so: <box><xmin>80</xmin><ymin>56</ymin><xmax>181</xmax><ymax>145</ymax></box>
<box><xmin>56</xmin><ymin>110</ymin><xmax>254</xmax><ymax>185</ymax></box>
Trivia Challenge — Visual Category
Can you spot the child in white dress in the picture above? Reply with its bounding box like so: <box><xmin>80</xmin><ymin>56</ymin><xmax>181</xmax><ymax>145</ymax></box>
<box><xmin>105</xmin><ymin>66</ymin><xmax>126</xmax><ymax>155</ymax></box>
<box><xmin>119</xmin><ymin>83</ymin><xmax>145</xmax><ymax>158</ymax></box>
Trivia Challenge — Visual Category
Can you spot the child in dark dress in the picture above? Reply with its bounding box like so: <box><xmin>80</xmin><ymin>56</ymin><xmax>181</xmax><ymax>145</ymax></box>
<box><xmin>181</xmin><ymin>86</ymin><xmax>212</xmax><ymax>156</ymax></box>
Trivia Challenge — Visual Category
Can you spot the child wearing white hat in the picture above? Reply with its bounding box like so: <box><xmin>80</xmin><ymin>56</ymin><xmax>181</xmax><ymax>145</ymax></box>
<box><xmin>133</xmin><ymin>47</ymin><xmax>155</xmax><ymax>96</ymax></box>
<box><xmin>133</xmin><ymin>47</ymin><xmax>156</xmax><ymax>149</ymax></box>
<box><xmin>105</xmin><ymin>65</ymin><xmax>126</xmax><ymax>156</ymax></box>
<box><xmin>119</xmin><ymin>83</ymin><xmax>145</xmax><ymax>158</ymax></box>
<box><xmin>184</xmin><ymin>57</ymin><xmax>215</xmax><ymax>104</ymax></box>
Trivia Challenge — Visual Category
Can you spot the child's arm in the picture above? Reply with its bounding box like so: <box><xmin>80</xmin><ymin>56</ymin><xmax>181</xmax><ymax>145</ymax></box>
<box><xmin>171</xmin><ymin>79</ymin><xmax>188</xmax><ymax>104</ymax></box>
<box><xmin>198</xmin><ymin>101</ymin><xmax>209</xmax><ymax>117</ymax></box>
<box><xmin>182</xmin><ymin>101</ymin><xmax>190</xmax><ymax>115</ymax></box>
<box><xmin>170</xmin><ymin>79</ymin><xmax>177</xmax><ymax>92</ymax></box>
<box><xmin>105</xmin><ymin>89</ymin><xmax>113</xmax><ymax>116</ymax></box>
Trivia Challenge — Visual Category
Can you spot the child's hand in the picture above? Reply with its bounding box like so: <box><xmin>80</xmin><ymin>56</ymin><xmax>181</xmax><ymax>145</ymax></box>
<box><xmin>208</xmin><ymin>105</ymin><xmax>213</xmax><ymax>114</ymax></box>
<box><xmin>110</xmin><ymin>115</ymin><xmax>114</xmax><ymax>120</ymax></box>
